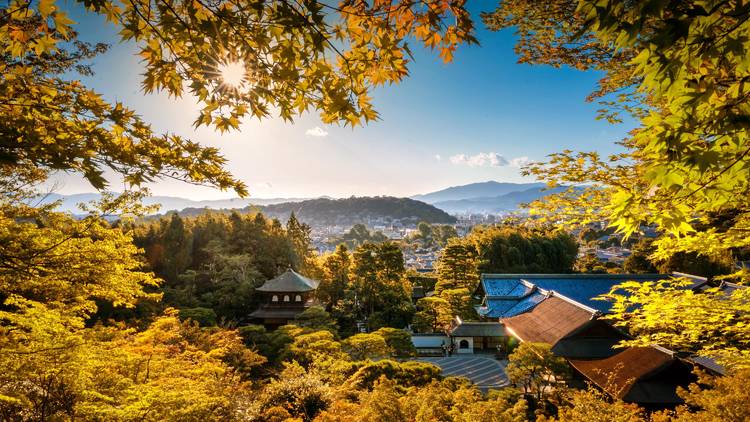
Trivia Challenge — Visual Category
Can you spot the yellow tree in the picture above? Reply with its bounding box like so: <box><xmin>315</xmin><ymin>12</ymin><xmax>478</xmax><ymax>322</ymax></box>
<box><xmin>1</xmin><ymin>1</ymin><xmax>475</xmax><ymax>417</ymax></box>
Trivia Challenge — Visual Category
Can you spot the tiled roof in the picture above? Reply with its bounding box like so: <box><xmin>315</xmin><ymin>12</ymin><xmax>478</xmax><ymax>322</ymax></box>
<box><xmin>501</xmin><ymin>296</ymin><xmax>596</xmax><ymax>345</ymax></box>
<box><xmin>481</xmin><ymin>279</ymin><xmax>530</xmax><ymax>296</ymax></box>
<box><xmin>480</xmin><ymin>274</ymin><xmax>671</xmax><ymax>313</ymax></box>
<box><xmin>569</xmin><ymin>346</ymin><xmax>695</xmax><ymax>404</ymax></box>
<box><xmin>688</xmin><ymin>356</ymin><xmax>726</xmax><ymax>375</ymax></box>
<box><xmin>256</xmin><ymin>269</ymin><xmax>320</xmax><ymax>292</ymax></box>
<box><xmin>478</xmin><ymin>292</ymin><xmax>546</xmax><ymax>318</ymax></box>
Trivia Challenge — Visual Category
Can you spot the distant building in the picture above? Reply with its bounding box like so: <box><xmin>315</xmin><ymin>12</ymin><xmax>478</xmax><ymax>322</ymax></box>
<box><xmin>248</xmin><ymin>269</ymin><xmax>320</xmax><ymax>329</ymax></box>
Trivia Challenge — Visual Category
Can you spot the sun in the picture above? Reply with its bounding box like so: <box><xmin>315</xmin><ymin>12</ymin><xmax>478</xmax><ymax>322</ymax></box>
<box><xmin>218</xmin><ymin>61</ymin><xmax>246</xmax><ymax>88</ymax></box>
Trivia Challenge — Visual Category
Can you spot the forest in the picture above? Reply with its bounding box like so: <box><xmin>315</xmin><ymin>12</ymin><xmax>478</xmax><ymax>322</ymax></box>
<box><xmin>2</xmin><ymin>0</ymin><xmax>750</xmax><ymax>420</ymax></box>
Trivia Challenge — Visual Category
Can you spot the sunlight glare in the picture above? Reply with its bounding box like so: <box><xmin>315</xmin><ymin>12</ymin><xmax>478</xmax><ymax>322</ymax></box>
<box><xmin>218</xmin><ymin>61</ymin><xmax>246</xmax><ymax>88</ymax></box>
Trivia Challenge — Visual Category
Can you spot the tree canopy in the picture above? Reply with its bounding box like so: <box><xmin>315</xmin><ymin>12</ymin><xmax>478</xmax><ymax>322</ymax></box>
<box><xmin>482</xmin><ymin>0</ymin><xmax>750</xmax><ymax>372</ymax></box>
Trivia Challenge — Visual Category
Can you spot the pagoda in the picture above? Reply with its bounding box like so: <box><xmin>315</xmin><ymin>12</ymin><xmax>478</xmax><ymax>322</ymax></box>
<box><xmin>248</xmin><ymin>269</ymin><xmax>320</xmax><ymax>329</ymax></box>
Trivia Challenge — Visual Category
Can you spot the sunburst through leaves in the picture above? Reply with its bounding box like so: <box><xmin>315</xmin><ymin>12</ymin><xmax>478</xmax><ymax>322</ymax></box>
<box><xmin>217</xmin><ymin>61</ymin><xmax>246</xmax><ymax>89</ymax></box>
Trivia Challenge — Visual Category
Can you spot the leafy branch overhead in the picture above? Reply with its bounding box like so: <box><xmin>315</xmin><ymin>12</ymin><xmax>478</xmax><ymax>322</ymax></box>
<box><xmin>2</xmin><ymin>0</ymin><xmax>476</xmax><ymax>194</ymax></box>
<box><xmin>486</xmin><ymin>0</ymin><xmax>750</xmax><ymax>272</ymax></box>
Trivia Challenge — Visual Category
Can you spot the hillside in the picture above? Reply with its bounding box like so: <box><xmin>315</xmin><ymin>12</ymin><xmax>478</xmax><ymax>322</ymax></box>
<box><xmin>412</xmin><ymin>181</ymin><xmax>544</xmax><ymax>203</ymax></box>
<box><xmin>35</xmin><ymin>193</ymin><xmax>456</xmax><ymax>225</ymax></box>
<box><xmin>249</xmin><ymin>196</ymin><xmax>456</xmax><ymax>226</ymax></box>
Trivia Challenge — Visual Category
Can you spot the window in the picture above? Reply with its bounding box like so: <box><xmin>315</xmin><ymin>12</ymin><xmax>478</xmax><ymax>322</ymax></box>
<box><xmin>459</xmin><ymin>339</ymin><xmax>470</xmax><ymax>349</ymax></box>
<box><xmin>283</xmin><ymin>295</ymin><xmax>290</xmax><ymax>302</ymax></box>
<box><xmin>295</xmin><ymin>295</ymin><xmax>302</xmax><ymax>302</ymax></box>
<box><xmin>271</xmin><ymin>295</ymin><xmax>278</xmax><ymax>302</ymax></box>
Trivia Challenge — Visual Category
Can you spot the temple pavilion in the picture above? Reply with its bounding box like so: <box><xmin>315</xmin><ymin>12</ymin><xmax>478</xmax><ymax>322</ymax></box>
<box><xmin>248</xmin><ymin>269</ymin><xmax>320</xmax><ymax>329</ymax></box>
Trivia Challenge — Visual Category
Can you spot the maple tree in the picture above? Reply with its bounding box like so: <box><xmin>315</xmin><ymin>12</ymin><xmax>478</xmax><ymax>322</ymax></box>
<box><xmin>485</xmin><ymin>0</ymin><xmax>750</xmax><ymax>273</ymax></box>
<box><xmin>484</xmin><ymin>0</ymin><xmax>750</xmax><ymax>370</ymax></box>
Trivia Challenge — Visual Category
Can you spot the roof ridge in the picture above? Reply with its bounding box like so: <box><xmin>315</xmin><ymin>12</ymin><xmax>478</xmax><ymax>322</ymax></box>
<box><xmin>546</xmin><ymin>291</ymin><xmax>601</xmax><ymax>315</ymax></box>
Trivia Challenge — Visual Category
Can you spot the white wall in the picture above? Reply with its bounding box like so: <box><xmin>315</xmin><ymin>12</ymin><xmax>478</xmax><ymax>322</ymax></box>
<box><xmin>411</xmin><ymin>334</ymin><xmax>449</xmax><ymax>348</ymax></box>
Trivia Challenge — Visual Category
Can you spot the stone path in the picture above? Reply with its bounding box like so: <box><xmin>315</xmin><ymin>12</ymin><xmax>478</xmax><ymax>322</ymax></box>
<box><xmin>418</xmin><ymin>355</ymin><xmax>510</xmax><ymax>391</ymax></box>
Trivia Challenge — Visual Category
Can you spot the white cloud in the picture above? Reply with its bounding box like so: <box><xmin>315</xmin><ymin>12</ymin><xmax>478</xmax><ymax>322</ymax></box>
<box><xmin>449</xmin><ymin>152</ymin><xmax>530</xmax><ymax>168</ymax></box>
<box><xmin>509</xmin><ymin>156</ymin><xmax>530</xmax><ymax>168</ymax></box>
<box><xmin>434</xmin><ymin>154</ymin><xmax>442</xmax><ymax>161</ymax></box>
<box><xmin>449</xmin><ymin>152</ymin><xmax>509</xmax><ymax>167</ymax></box>
<box><xmin>305</xmin><ymin>126</ymin><xmax>329</xmax><ymax>137</ymax></box>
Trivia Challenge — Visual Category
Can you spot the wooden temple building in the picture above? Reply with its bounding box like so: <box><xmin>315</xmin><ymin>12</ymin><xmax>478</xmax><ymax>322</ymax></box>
<box><xmin>248</xmin><ymin>269</ymin><xmax>320</xmax><ymax>329</ymax></box>
<box><xmin>472</xmin><ymin>273</ymin><xmax>741</xmax><ymax>408</ymax></box>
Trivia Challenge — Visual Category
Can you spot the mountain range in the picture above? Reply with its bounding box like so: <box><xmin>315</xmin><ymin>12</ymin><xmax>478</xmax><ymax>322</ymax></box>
<box><xmin>34</xmin><ymin>181</ymin><xmax>567</xmax><ymax>217</ymax></box>
<box><xmin>429</xmin><ymin>186</ymin><xmax>568</xmax><ymax>214</ymax></box>
<box><xmin>409</xmin><ymin>181</ymin><xmax>571</xmax><ymax>214</ymax></box>
<box><xmin>411</xmin><ymin>181</ymin><xmax>545</xmax><ymax>204</ymax></box>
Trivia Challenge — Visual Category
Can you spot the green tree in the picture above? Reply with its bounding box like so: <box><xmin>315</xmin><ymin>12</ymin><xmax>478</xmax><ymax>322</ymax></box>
<box><xmin>345</xmin><ymin>361</ymin><xmax>441</xmax><ymax>391</ymax></box>
<box><xmin>416</xmin><ymin>221</ymin><xmax>433</xmax><ymax>242</ymax></box>
<box><xmin>284</xmin><ymin>329</ymin><xmax>347</xmax><ymax>368</ymax></box>
<box><xmin>161</xmin><ymin>213</ymin><xmax>193</xmax><ymax>280</ymax></box>
<box><xmin>295</xmin><ymin>306</ymin><xmax>338</xmax><ymax>333</ymax></box>
<box><xmin>439</xmin><ymin>288</ymin><xmax>476</xmax><ymax>321</ymax></box>
<box><xmin>506</xmin><ymin>342</ymin><xmax>569</xmax><ymax>404</ymax></box>
<box><xmin>255</xmin><ymin>362</ymin><xmax>333</xmax><ymax>422</ymax></box>
<box><xmin>178</xmin><ymin>307</ymin><xmax>217</xmax><ymax>326</ymax></box>
<box><xmin>466</xmin><ymin>225</ymin><xmax>578</xmax><ymax>274</ymax></box>
<box><xmin>350</xmin><ymin>242</ymin><xmax>413</xmax><ymax>328</ymax></box>
<box><xmin>287</xmin><ymin>211</ymin><xmax>314</xmax><ymax>274</ymax></box>
<box><xmin>357</xmin><ymin>378</ymin><xmax>407</xmax><ymax>422</ymax></box>
<box><xmin>435</xmin><ymin>240</ymin><xmax>479</xmax><ymax>293</ymax></box>
<box><xmin>622</xmin><ymin>239</ymin><xmax>658</xmax><ymax>274</ymax></box>
<box><xmin>371</xmin><ymin>327</ymin><xmax>416</xmax><ymax>358</ymax></box>
<box><xmin>342</xmin><ymin>333</ymin><xmax>392</xmax><ymax>361</ymax></box>
<box><xmin>574</xmin><ymin>252</ymin><xmax>609</xmax><ymax>274</ymax></box>
<box><xmin>412</xmin><ymin>297</ymin><xmax>453</xmax><ymax>333</ymax></box>
<box><xmin>432</xmin><ymin>225</ymin><xmax>459</xmax><ymax>247</ymax></box>
<box><xmin>319</xmin><ymin>244</ymin><xmax>352</xmax><ymax>308</ymax></box>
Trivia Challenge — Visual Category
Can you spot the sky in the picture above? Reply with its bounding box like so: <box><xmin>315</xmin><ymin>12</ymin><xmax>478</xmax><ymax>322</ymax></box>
<box><xmin>48</xmin><ymin>2</ymin><xmax>635</xmax><ymax>200</ymax></box>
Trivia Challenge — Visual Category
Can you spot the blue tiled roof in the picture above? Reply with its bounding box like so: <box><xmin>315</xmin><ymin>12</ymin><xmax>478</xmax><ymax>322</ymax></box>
<box><xmin>478</xmin><ymin>299</ymin><xmax>517</xmax><ymax>318</ymax></box>
<box><xmin>503</xmin><ymin>292</ymin><xmax>547</xmax><ymax>316</ymax></box>
<box><xmin>480</xmin><ymin>274</ymin><xmax>670</xmax><ymax>315</ymax></box>
<box><xmin>479</xmin><ymin>292</ymin><xmax>547</xmax><ymax>318</ymax></box>
<box><xmin>482</xmin><ymin>279</ymin><xmax>525</xmax><ymax>296</ymax></box>
<box><xmin>522</xmin><ymin>276</ymin><xmax>666</xmax><ymax>312</ymax></box>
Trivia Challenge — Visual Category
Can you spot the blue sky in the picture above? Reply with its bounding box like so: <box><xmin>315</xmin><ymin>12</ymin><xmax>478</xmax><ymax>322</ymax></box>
<box><xmin>50</xmin><ymin>2</ymin><xmax>633</xmax><ymax>200</ymax></box>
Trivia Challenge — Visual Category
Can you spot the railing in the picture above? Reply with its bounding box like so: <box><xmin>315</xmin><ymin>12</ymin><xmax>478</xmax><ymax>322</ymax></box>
<box><xmin>256</xmin><ymin>304</ymin><xmax>309</xmax><ymax>311</ymax></box>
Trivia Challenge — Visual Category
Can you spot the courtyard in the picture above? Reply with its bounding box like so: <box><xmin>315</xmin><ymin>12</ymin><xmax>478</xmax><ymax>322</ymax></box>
<box><xmin>418</xmin><ymin>356</ymin><xmax>509</xmax><ymax>391</ymax></box>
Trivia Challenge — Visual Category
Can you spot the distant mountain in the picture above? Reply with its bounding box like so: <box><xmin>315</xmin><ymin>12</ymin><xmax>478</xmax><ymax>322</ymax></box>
<box><xmin>412</xmin><ymin>181</ymin><xmax>545</xmax><ymax>204</ymax></box>
<box><xmin>246</xmin><ymin>196</ymin><xmax>457</xmax><ymax>226</ymax></box>
<box><xmin>432</xmin><ymin>186</ymin><xmax>578</xmax><ymax>214</ymax></box>
<box><xmin>33</xmin><ymin>193</ymin><xmax>308</xmax><ymax>214</ymax></box>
